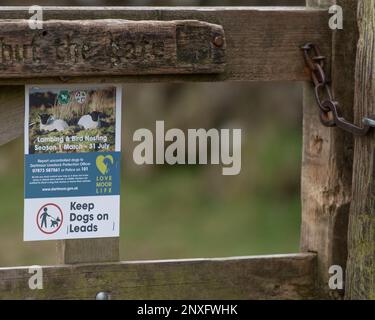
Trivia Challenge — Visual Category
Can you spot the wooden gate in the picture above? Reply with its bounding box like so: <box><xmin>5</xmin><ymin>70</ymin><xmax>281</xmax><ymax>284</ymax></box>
<box><xmin>0</xmin><ymin>1</ymin><xmax>373</xmax><ymax>300</ymax></box>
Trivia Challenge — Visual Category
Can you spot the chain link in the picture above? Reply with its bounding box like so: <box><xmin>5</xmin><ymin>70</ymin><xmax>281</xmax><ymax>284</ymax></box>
<box><xmin>301</xmin><ymin>43</ymin><xmax>375</xmax><ymax>136</ymax></box>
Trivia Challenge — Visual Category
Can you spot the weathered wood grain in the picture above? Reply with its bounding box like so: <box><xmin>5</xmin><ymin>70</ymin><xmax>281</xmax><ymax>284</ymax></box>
<box><xmin>0</xmin><ymin>6</ymin><xmax>331</xmax><ymax>83</ymax></box>
<box><xmin>300</xmin><ymin>0</ymin><xmax>357</xmax><ymax>299</ymax></box>
<box><xmin>57</xmin><ymin>238</ymin><xmax>120</xmax><ymax>264</ymax></box>
<box><xmin>345</xmin><ymin>0</ymin><xmax>375</xmax><ymax>300</ymax></box>
<box><xmin>0</xmin><ymin>254</ymin><xmax>318</xmax><ymax>300</ymax></box>
<box><xmin>0</xmin><ymin>86</ymin><xmax>24</xmax><ymax>146</ymax></box>
<box><xmin>0</xmin><ymin>19</ymin><xmax>226</xmax><ymax>78</ymax></box>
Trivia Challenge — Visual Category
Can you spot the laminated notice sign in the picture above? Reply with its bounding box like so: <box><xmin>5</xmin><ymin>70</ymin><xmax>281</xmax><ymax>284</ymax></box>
<box><xmin>24</xmin><ymin>85</ymin><xmax>121</xmax><ymax>241</ymax></box>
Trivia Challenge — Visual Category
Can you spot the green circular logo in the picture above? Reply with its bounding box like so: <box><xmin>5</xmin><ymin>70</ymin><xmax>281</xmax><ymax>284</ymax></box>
<box><xmin>57</xmin><ymin>90</ymin><xmax>70</xmax><ymax>105</ymax></box>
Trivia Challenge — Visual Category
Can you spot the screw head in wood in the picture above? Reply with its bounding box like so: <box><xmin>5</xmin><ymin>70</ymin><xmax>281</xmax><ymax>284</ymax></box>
<box><xmin>96</xmin><ymin>292</ymin><xmax>110</xmax><ymax>300</ymax></box>
<box><xmin>213</xmin><ymin>36</ymin><xmax>224</xmax><ymax>47</ymax></box>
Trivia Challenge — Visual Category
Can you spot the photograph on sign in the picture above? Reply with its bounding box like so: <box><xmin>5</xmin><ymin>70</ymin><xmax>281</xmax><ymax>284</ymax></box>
<box><xmin>23</xmin><ymin>84</ymin><xmax>122</xmax><ymax>241</ymax></box>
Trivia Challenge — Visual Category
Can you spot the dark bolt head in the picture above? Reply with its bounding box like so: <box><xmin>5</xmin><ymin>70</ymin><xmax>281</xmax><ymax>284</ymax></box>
<box><xmin>213</xmin><ymin>36</ymin><xmax>224</xmax><ymax>47</ymax></box>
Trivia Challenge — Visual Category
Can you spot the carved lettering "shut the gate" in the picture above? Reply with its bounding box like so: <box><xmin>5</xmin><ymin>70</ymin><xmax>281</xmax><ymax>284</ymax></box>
<box><xmin>0</xmin><ymin>19</ymin><xmax>226</xmax><ymax>77</ymax></box>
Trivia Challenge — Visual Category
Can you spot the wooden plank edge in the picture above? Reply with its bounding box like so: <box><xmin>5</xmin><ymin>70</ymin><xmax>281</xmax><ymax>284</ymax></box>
<box><xmin>0</xmin><ymin>253</ymin><xmax>319</xmax><ymax>300</ymax></box>
<box><xmin>0</xmin><ymin>6</ymin><xmax>332</xmax><ymax>83</ymax></box>
<box><xmin>0</xmin><ymin>6</ymin><xmax>329</xmax><ymax>13</ymax></box>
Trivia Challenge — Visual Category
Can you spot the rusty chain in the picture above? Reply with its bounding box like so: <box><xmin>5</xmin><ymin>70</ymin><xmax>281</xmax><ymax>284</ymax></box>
<box><xmin>301</xmin><ymin>43</ymin><xmax>375</xmax><ymax>136</ymax></box>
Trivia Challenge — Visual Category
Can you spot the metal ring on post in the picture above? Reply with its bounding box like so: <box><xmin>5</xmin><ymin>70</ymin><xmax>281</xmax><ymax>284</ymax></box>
<box><xmin>314</xmin><ymin>83</ymin><xmax>333</xmax><ymax>112</ymax></box>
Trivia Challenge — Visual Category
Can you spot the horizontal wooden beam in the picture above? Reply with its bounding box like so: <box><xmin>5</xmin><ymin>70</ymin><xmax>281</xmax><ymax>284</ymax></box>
<box><xmin>0</xmin><ymin>6</ymin><xmax>332</xmax><ymax>83</ymax></box>
<box><xmin>0</xmin><ymin>253</ymin><xmax>318</xmax><ymax>299</ymax></box>
<box><xmin>0</xmin><ymin>19</ymin><xmax>226</xmax><ymax>78</ymax></box>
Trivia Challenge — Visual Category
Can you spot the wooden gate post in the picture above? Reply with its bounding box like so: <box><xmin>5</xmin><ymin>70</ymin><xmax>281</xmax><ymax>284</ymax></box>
<box><xmin>301</xmin><ymin>0</ymin><xmax>358</xmax><ymax>298</ymax></box>
<box><xmin>56</xmin><ymin>88</ymin><xmax>127</xmax><ymax>265</ymax></box>
<box><xmin>57</xmin><ymin>238</ymin><xmax>120</xmax><ymax>264</ymax></box>
<box><xmin>55</xmin><ymin>89</ymin><xmax>126</xmax><ymax>265</ymax></box>
<box><xmin>346</xmin><ymin>0</ymin><xmax>375</xmax><ymax>300</ymax></box>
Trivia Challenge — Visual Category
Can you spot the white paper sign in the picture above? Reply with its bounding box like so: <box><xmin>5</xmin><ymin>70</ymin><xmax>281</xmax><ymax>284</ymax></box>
<box><xmin>24</xmin><ymin>84</ymin><xmax>122</xmax><ymax>241</ymax></box>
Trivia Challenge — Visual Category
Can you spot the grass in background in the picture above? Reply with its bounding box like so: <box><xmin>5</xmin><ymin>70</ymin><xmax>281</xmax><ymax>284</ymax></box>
<box><xmin>0</xmin><ymin>122</ymin><xmax>301</xmax><ymax>266</ymax></box>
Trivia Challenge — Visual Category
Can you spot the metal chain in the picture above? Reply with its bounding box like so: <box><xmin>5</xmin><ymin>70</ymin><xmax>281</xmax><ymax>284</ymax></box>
<box><xmin>301</xmin><ymin>43</ymin><xmax>375</xmax><ymax>136</ymax></box>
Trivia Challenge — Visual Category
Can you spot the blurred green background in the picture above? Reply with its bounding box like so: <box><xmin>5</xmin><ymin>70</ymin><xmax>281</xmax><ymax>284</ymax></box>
<box><xmin>0</xmin><ymin>0</ymin><xmax>304</xmax><ymax>267</ymax></box>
